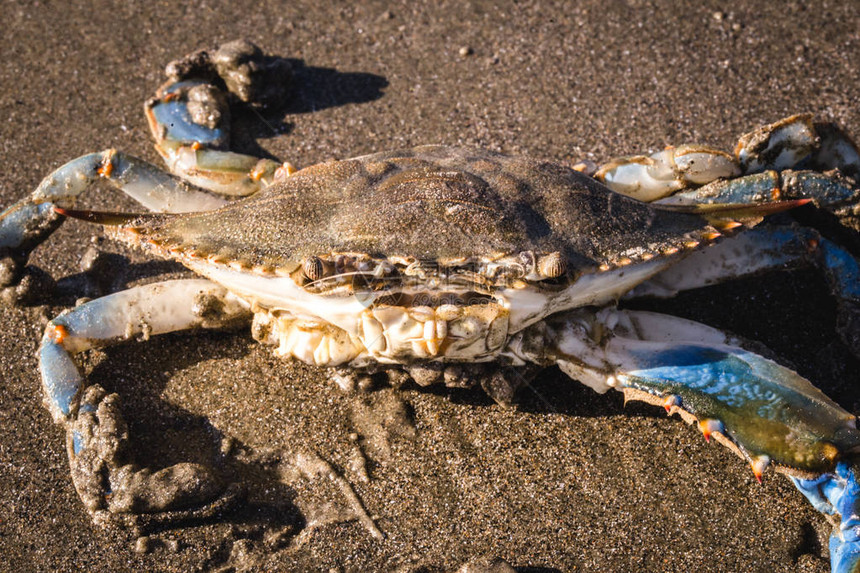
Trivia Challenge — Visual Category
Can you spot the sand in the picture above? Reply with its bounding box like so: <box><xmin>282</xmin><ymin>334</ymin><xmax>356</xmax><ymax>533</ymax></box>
<box><xmin>1</xmin><ymin>1</ymin><xmax>859</xmax><ymax>571</ymax></box>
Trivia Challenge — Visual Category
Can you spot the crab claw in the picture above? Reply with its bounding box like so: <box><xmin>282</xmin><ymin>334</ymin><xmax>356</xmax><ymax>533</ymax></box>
<box><xmin>734</xmin><ymin>113</ymin><xmax>819</xmax><ymax>173</ymax></box>
<box><xmin>525</xmin><ymin>307</ymin><xmax>860</xmax><ymax>572</ymax></box>
<box><xmin>528</xmin><ymin>308</ymin><xmax>860</xmax><ymax>478</ymax></box>
<box><xmin>39</xmin><ymin>279</ymin><xmax>252</xmax><ymax>525</ymax></box>
<box><xmin>597</xmin><ymin>311</ymin><xmax>860</xmax><ymax>571</ymax></box>
<box><xmin>143</xmin><ymin>40</ymin><xmax>293</xmax><ymax>197</ymax></box>
<box><xmin>793</xmin><ymin>462</ymin><xmax>860</xmax><ymax>573</ymax></box>
<box><xmin>609</xmin><ymin>339</ymin><xmax>860</xmax><ymax>476</ymax></box>
<box><xmin>145</xmin><ymin>80</ymin><xmax>284</xmax><ymax>196</ymax></box>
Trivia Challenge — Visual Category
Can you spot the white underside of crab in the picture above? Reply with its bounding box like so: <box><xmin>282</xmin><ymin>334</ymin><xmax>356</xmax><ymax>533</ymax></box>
<box><xmin>187</xmin><ymin>256</ymin><xmax>674</xmax><ymax>368</ymax></box>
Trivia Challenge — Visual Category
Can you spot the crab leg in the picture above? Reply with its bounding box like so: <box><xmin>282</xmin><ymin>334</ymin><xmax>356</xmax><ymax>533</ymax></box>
<box><xmin>1</xmin><ymin>40</ymin><xmax>296</xmax><ymax>290</ymax></box>
<box><xmin>655</xmin><ymin>169</ymin><xmax>859</xmax><ymax>231</ymax></box>
<box><xmin>594</xmin><ymin>114</ymin><xmax>860</xmax><ymax>227</ymax></box>
<box><xmin>508</xmin><ymin>307</ymin><xmax>860</xmax><ymax>573</ymax></box>
<box><xmin>0</xmin><ymin>150</ymin><xmax>235</xmax><ymax>288</ymax></box>
<box><xmin>32</xmin><ymin>149</ymin><xmax>227</xmax><ymax>213</ymax></box>
<box><xmin>40</xmin><ymin>278</ymin><xmax>251</xmax><ymax>525</ymax></box>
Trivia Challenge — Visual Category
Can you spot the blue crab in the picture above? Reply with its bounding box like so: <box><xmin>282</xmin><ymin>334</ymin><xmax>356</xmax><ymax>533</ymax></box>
<box><xmin>1</xmin><ymin>40</ymin><xmax>860</xmax><ymax>571</ymax></box>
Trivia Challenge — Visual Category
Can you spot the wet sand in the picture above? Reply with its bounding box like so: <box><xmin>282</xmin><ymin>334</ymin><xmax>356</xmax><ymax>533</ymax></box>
<box><xmin>1</xmin><ymin>1</ymin><xmax>859</xmax><ymax>571</ymax></box>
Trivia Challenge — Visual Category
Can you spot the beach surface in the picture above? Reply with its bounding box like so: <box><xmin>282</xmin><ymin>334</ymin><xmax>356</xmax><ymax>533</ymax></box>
<box><xmin>1</xmin><ymin>1</ymin><xmax>859</xmax><ymax>571</ymax></box>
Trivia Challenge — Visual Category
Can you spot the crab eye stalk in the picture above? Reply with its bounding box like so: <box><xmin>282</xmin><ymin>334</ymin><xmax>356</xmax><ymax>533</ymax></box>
<box><xmin>302</xmin><ymin>256</ymin><xmax>325</xmax><ymax>281</ymax></box>
<box><xmin>538</xmin><ymin>251</ymin><xmax>567</xmax><ymax>279</ymax></box>
<box><xmin>518</xmin><ymin>250</ymin><xmax>537</xmax><ymax>269</ymax></box>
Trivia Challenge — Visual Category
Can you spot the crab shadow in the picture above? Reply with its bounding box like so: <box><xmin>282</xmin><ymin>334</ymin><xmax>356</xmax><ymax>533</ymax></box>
<box><xmin>52</xmin><ymin>257</ymin><xmax>190</xmax><ymax>304</ymax></box>
<box><xmin>86</xmin><ymin>327</ymin><xmax>573</xmax><ymax>569</ymax></box>
<box><xmin>229</xmin><ymin>58</ymin><xmax>388</xmax><ymax>160</ymax></box>
<box><xmin>88</xmin><ymin>331</ymin><xmax>306</xmax><ymax>535</ymax></box>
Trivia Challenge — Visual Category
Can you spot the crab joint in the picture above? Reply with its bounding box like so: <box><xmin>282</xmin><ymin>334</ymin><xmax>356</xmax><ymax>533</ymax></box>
<box><xmin>48</xmin><ymin>323</ymin><xmax>69</xmax><ymax>345</ymax></box>
<box><xmin>770</xmin><ymin>185</ymin><xmax>782</xmax><ymax>201</ymax></box>
<box><xmin>274</xmin><ymin>162</ymin><xmax>297</xmax><ymax>181</ymax></box>
<box><xmin>96</xmin><ymin>151</ymin><xmax>115</xmax><ymax>178</ymax></box>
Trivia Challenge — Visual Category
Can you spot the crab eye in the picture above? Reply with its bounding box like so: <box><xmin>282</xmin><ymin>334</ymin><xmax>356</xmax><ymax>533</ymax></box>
<box><xmin>518</xmin><ymin>250</ymin><xmax>537</xmax><ymax>269</ymax></box>
<box><xmin>302</xmin><ymin>256</ymin><xmax>325</xmax><ymax>281</ymax></box>
<box><xmin>538</xmin><ymin>252</ymin><xmax>567</xmax><ymax>279</ymax></box>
